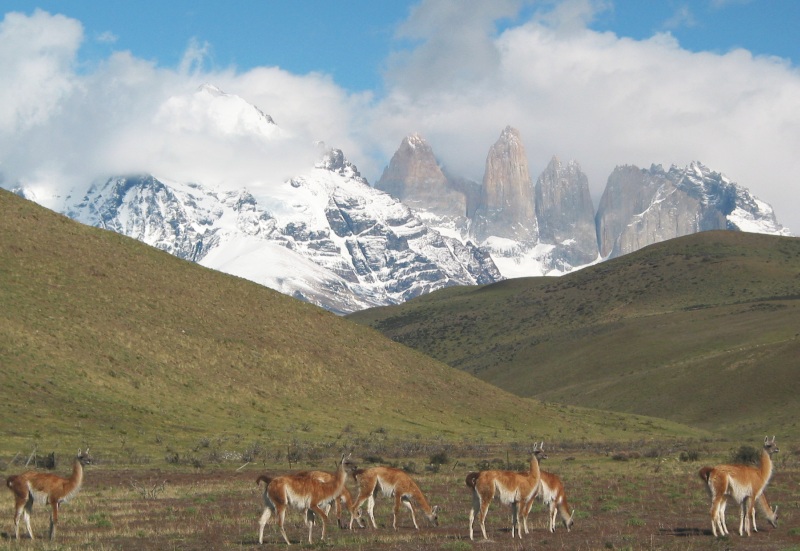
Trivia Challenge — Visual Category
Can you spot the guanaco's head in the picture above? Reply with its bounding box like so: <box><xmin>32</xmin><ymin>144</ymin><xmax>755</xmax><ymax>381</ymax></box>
<box><xmin>428</xmin><ymin>505</ymin><xmax>440</xmax><ymax>526</ymax></box>
<box><xmin>533</xmin><ymin>441</ymin><xmax>548</xmax><ymax>462</ymax></box>
<box><xmin>77</xmin><ymin>448</ymin><xmax>93</xmax><ymax>466</ymax></box>
<box><xmin>340</xmin><ymin>453</ymin><xmax>357</xmax><ymax>472</ymax></box>
<box><xmin>768</xmin><ymin>505</ymin><xmax>779</xmax><ymax>528</ymax></box>
<box><xmin>565</xmin><ymin>509</ymin><xmax>576</xmax><ymax>531</ymax></box>
<box><xmin>351</xmin><ymin>508</ymin><xmax>366</xmax><ymax>528</ymax></box>
<box><xmin>764</xmin><ymin>436</ymin><xmax>779</xmax><ymax>456</ymax></box>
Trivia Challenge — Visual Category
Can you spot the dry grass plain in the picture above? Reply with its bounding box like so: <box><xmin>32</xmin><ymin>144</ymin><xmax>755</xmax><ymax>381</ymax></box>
<box><xmin>2</xmin><ymin>445</ymin><xmax>799</xmax><ymax>551</ymax></box>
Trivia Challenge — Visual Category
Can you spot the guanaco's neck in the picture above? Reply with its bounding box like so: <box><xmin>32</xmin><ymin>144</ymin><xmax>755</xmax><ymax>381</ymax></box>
<box><xmin>332</xmin><ymin>462</ymin><xmax>347</xmax><ymax>494</ymax></box>
<box><xmin>759</xmin><ymin>449</ymin><xmax>774</xmax><ymax>485</ymax></box>
<box><xmin>529</xmin><ymin>456</ymin><xmax>541</xmax><ymax>480</ymax></box>
<box><xmin>72</xmin><ymin>459</ymin><xmax>85</xmax><ymax>486</ymax></box>
<box><xmin>412</xmin><ymin>487</ymin><xmax>434</xmax><ymax>516</ymax></box>
<box><xmin>59</xmin><ymin>458</ymin><xmax>85</xmax><ymax>502</ymax></box>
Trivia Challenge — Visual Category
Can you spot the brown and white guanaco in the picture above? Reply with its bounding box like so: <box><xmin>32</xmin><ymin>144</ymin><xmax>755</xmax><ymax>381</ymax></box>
<box><xmin>699</xmin><ymin>436</ymin><xmax>779</xmax><ymax>537</ymax></box>
<box><xmin>257</xmin><ymin>454</ymin><xmax>354</xmax><ymax>545</ymax></box>
<box><xmin>6</xmin><ymin>448</ymin><xmax>93</xmax><ymax>540</ymax></box>
<box><xmin>349</xmin><ymin>466</ymin><xmax>439</xmax><ymax>530</ymax></box>
<box><xmin>466</xmin><ymin>442</ymin><xmax>546</xmax><ymax>540</ymax></box>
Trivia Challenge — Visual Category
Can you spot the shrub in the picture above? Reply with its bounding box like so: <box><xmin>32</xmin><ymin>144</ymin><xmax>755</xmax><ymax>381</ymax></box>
<box><xmin>430</xmin><ymin>451</ymin><xmax>449</xmax><ymax>465</ymax></box>
<box><xmin>680</xmin><ymin>449</ymin><xmax>700</xmax><ymax>462</ymax></box>
<box><xmin>731</xmin><ymin>445</ymin><xmax>760</xmax><ymax>465</ymax></box>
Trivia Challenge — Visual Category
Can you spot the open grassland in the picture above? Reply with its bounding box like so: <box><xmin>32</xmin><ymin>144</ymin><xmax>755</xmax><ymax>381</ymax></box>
<box><xmin>348</xmin><ymin>231</ymin><xmax>800</xmax><ymax>440</ymax></box>
<box><xmin>0</xmin><ymin>188</ymin><xmax>706</xmax><ymax>464</ymax></box>
<box><xmin>1</xmin><ymin>441</ymin><xmax>799</xmax><ymax>550</ymax></box>
<box><xmin>3</xmin><ymin>190</ymin><xmax>798</xmax><ymax>549</ymax></box>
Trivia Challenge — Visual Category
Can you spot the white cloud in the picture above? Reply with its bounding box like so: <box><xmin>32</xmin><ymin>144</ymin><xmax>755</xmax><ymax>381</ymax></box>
<box><xmin>370</xmin><ymin>0</ymin><xmax>800</xmax><ymax>233</ymax></box>
<box><xmin>1</xmin><ymin>3</ymin><xmax>798</xmax><ymax>233</ymax></box>
<box><xmin>0</xmin><ymin>9</ymin><xmax>82</xmax><ymax>132</ymax></box>
<box><xmin>95</xmin><ymin>30</ymin><xmax>117</xmax><ymax>44</ymax></box>
<box><xmin>662</xmin><ymin>5</ymin><xmax>697</xmax><ymax>30</ymax></box>
<box><xmin>0</xmin><ymin>10</ymin><xmax>364</xmax><ymax>201</ymax></box>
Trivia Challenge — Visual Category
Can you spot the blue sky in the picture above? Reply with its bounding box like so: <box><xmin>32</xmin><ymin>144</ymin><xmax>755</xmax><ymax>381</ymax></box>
<box><xmin>5</xmin><ymin>1</ymin><xmax>798</xmax><ymax>92</ymax></box>
<box><xmin>1</xmin><ymin>1</ymin><xmax>799</xmax><ymax>231</ymax></box>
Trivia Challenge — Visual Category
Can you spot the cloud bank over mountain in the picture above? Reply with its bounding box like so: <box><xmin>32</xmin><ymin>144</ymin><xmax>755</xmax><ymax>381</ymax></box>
<box><xmin>1</xmin><ymin>2</ymin><xmax>798</xmax><ymax>231</ymax></box>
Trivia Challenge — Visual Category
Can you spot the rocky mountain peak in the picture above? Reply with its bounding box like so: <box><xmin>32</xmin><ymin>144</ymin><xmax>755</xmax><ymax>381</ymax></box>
<box><xmin>405</xmin><ymin>132</ymin><xmax>427</xmax><ymax>149</ymax></box>
<box><xmin>595</xmin><ymin>161</ymin><xmax>788</xmax><ymax>259</ymax></box>
<box><xmin>375</xmin><ymin>134</ymin><xmax>466</xmax><ymax>218</ymax></box>
<box><xmin>535</xmin><ymin>156</ymin><xmax>598</xmax><ymax>267</ymax></box>
<box><xmin>317</xmin><ymin>148</ymin><xmax>366</xmax><ymax>184</ymax></box>
<box><xmin>471</xmin><ymin>126</ymin><xmax>537</xmax><ymax>243</ymax></box>
<box><xmin>157</xmin><ymin>84</ymin><xmax>279</xmax><ymax>139</ymax></box>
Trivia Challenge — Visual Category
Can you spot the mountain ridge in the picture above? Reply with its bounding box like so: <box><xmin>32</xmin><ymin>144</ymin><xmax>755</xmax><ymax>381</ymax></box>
<box><xmin>4</xmin><ymin>84</ymin><xmax>790</xmax><ymax>313</ymax></box>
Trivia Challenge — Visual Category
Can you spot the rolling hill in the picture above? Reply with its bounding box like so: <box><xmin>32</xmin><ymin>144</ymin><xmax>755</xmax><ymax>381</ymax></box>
<box><xmin>0</xmin><ymin>189</ymin><xmax>705</xmax><ymax>463</ymax></box>
<box><xmin>348</xmin><ymin>230</ymin><xmax>800</xmax><ymax>439</ymax></box>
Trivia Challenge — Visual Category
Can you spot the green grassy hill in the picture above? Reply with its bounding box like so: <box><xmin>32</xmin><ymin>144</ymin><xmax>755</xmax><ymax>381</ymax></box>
<box><xmin>0</xmin><ymin>189</ymin><xmax>707</xmax><ymax>463</ymax></box>
<box><xmin>348</xmin><ymin>231</ymin><xmax>800</xmax><ymax>439</ymax></box>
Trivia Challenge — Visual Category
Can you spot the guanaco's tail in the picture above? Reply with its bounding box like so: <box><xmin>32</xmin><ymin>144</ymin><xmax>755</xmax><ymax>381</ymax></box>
<box><xmin>698</xmin><ymin>466</ymin><xmax>714</xmax><ymax>484</ymax></box>
<box><xmin>6</xmin><ymin>475</ymin><xmax>19</xmax><ymax>490</ymax></box>
<box><xmin>465</xmin><ymin>471</ymin><xmax>480</xmax><ymax>489</ymax></box>
<box><xmin>256</xmin><ymin>474</ymin><xmax>273</xmax><ymax>488</ymax></box>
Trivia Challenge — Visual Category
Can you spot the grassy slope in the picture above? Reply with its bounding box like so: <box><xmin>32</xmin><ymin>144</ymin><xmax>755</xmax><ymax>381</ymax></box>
<box><xmin>348</xmin><ymin>230</ymin><xmax>800</xmax><ymax>439</ymax></box>
<box><xmin>0</xmin><ymin>189</ymin><xmax>705</xmax><ymax>461</ymax></box>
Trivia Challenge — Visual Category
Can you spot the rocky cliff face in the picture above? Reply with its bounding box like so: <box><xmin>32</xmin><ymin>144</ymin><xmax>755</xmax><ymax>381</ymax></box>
<box><xmin>471</xmin><ymin>126</ymin><xmax>538</xmax><ymax>243</ymax></box>
<box><xmin>535</xmin><ymin>156</ymin><xmax>598</xmax><ymax>267</ymax></box>
<box><xmin>383</xmin><ymin>129</ymin><xmax>598</xmax><ymax>276</ymax></box>
<box><xmin>376</xmin><ymin>133</ymin><xmax>466</xmax><ymax>218</ymax></box>
<box><xmin>595</xmin><ymin>162</ymin><xmax>787</xmax><ymax>259</ymax></box>
<box><xmin>594</xmin><ymin>165</ymin><xmax>667</xmax><ymax>258</ymax></box>
<box><xmin>381</xmin><ymin>132</ymin><xmax>788</xmax><ymax>279</ymax></box>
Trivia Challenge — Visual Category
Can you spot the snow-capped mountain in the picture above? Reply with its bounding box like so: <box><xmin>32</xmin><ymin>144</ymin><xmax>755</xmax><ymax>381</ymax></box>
<box><xmin>60</xmin><ymin>147</ymin><xmax>500</xmax><ymax>314</ymax></box>
<box><xmin>595</xmin><ymin>162</ymin><xmax>791</xmax><ymax>259</ymax></box>
<box><xmin>378</xmin><ymin>130</ymin><xmax>789</xmax><ymax>279</ymax></box>
<box><xmin>4</xmin><ymin>84</ymin><xmax>790</xmax><ymax>314</ymax></box>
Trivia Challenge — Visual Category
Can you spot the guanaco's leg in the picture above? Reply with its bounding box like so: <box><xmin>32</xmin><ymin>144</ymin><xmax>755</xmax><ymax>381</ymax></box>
<box><xmin>366</xmin><ymin>495</ymin><xmax>378</xmax><ymax>529</ymax></box>
<box><xmin>400</xmin><ymin>496</ymin><xmax>418</xmax><ymax>529</ymax></box>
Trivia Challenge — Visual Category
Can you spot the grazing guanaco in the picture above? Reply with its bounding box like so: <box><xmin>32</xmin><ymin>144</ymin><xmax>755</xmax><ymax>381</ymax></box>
<box><xmin>349</xmin><ymin>466</ymin><xmax>439</xmax><ymax>530</ymax></box>
<box><xmin>6</xmin><ymin>448</ymin><xmax>93</xmax><ymax>540</ymax></box>
<box><xmin>264</xmin><ymin>469</ymin><xmax>364</xmax><ymax>530</ymax></box>
<box><xmin>466</xmin><ymin>442</ymin><xmax>546</xmax><ymax>540</ymax></box>
<box><xmin>257</xmin><ymin>454</ymin><xmax>354</xmax><ymax>545</ymax></box>
<box><xmin>699</xmin><ymin>436</ymin><xmax>779</xmax><ymax>537</ymax></box>
<box><xmin>522</xmin><ymin>470</ymin><xmax>575</xmax><ymax>533</ymax></box>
